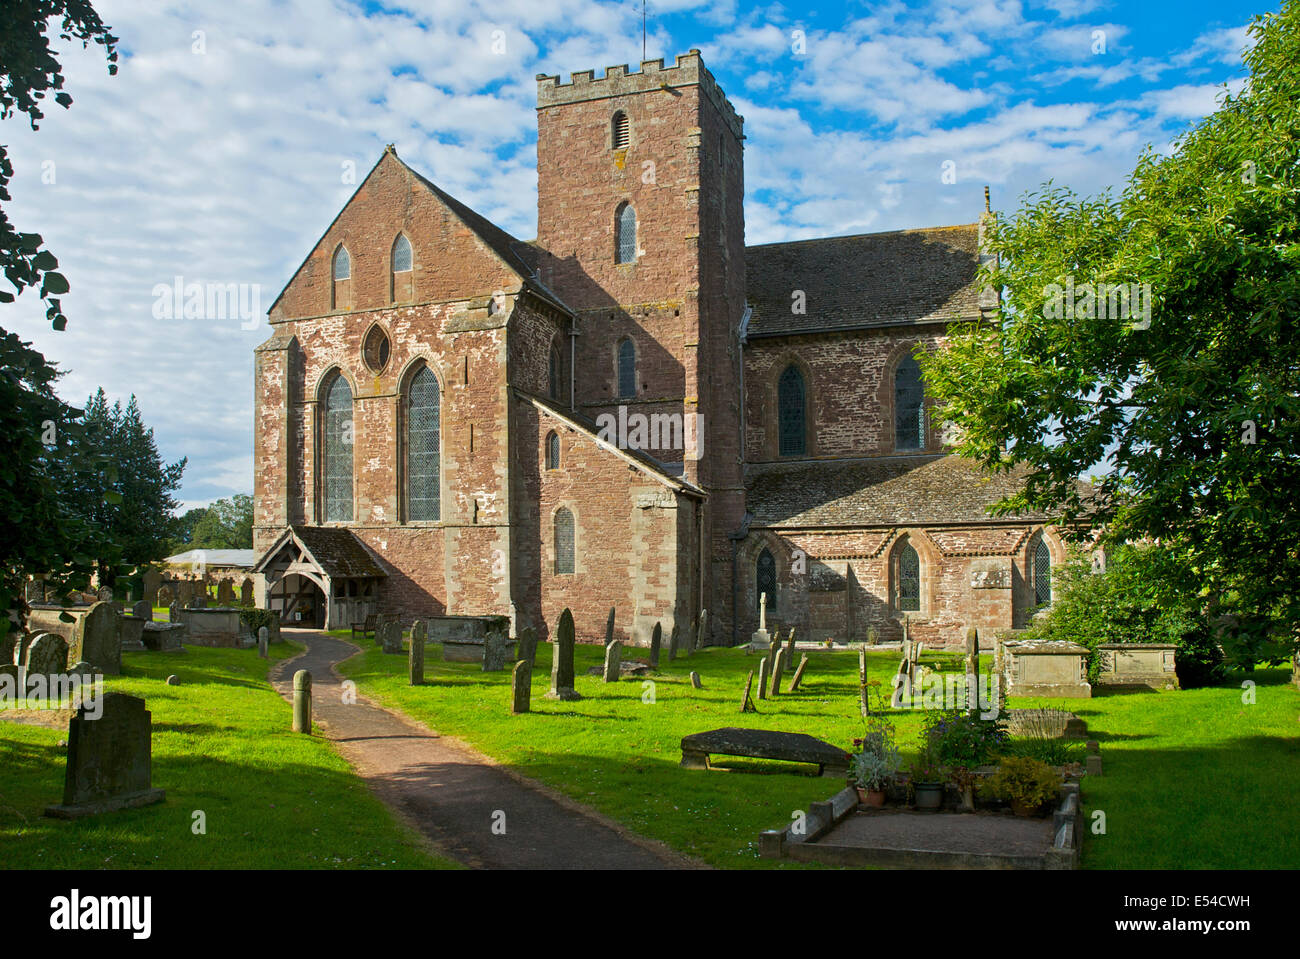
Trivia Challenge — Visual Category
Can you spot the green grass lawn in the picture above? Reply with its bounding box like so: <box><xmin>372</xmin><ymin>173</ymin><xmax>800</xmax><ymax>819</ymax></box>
<box><xmin>0</xmin><ymin>642</ymin><xmax>457</xmax><ymax>869</ymax></box>
<box><xmin>337</xmin><ymin>635</ymin><xmax>1300</xmax><ymax>870</ymax></box>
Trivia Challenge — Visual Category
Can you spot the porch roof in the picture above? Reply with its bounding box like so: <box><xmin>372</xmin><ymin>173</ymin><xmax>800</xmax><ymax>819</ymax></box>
<box><xmin>252</xmin><ymin>526</ymin><xmax>388</xmax><ymax>580</ymax></box>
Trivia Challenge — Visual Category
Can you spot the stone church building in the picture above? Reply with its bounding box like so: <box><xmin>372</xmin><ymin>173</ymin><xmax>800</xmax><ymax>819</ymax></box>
<box><xmin>251</xmin><ymin>50</ymin><xmax>1061</xmax><ymax>647</ymax></box>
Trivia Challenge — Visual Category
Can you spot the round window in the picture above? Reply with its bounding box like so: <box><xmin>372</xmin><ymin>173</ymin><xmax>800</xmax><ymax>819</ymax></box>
<box><xmin>363</xmin><ymin>325</ymin><xmax>391</xmax><ymax>373</ymax></box>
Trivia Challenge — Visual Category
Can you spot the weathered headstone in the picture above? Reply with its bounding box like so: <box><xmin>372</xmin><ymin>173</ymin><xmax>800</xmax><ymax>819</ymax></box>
<box><xmin>965</xmin><ymin>627</ymin><xmax>980</xmax><ymax>713</ymax></box>
<box><xmin>770</xmin><ymin>647</ymin><xmax>787</xmax><ymax>697</ymax></box>
<box><xmin>693</xmin><ymin>609</ymin><xmax>708</xmax><ymax>653</ymax></box>
<box><xmin>667</xmin><ymin>623</ymin><xmax>680</xmax><ymax>662</ymax></box>
<box><xmin>293</xmin><ymin>670</ymin><xmax>312</xmax><ymax>733</ymax></box>
<box><xmin>409</xmin><ymin>620</ymin><xmax>426</xmax><ymax>685</ymax></box>
<box><xmin>258</xmin><ymin>626</ymin><xmax>269</xmax><ymax>659</ymax></box>
<box><xmin>169</xmin><ymin>602</ymin><xmax>181</xmax><ymax>624</ymax></box>
<box><xmin>25</xmin><ymin>632</ymin><xmax>69</xmax><ymax>677</ymax></box>
<box><xmin>741</xmin><ymin>670</ymin><xmax>757</xmax><ymax>712</ymax></box>
<box><xmin>217</xmin><ymin>578</ymin><xmax>236</xmax><ymax>606</ymax></box>
<box><xmin>859</xmin><ymin>648</ymin><xmax>869</xmax><ymax>716</ymax></box>
<box><xmin>604</xmin><ymin>606</ymin><xmax>616</xmax><ymax>647</ymax></box>
<box><xmin>158</xmin><ymin>585</ymin><xmax>174</xmax><ymax>608</ymax></box>
<box><xmin>649</xmin><ymin>621</ymin><xmax>662</xmax><ymax>668</ymax></box>
<box><xmin>379</xmin><ymin>620</ymin><xmax>404</xmax><ymax>655</ymax></box>
<box><xmin>757</xmin><ymin>657</ymin><xmax>769</xmax><ymax>700</ymax></box>
<box><xmin>785</xmin><ymin>626</ymin><xmax>797</xmax><ymax>660</ymax></box>
<box><xmin>511</xmin><ymin>660</ymin><xmax>532</xmax><ymax>714</ymax></box>
<box><xmin>602</xmin><ymin>639</ymin><xmax>623</xmax><ymax>683</ymax></box>
<box><xmin>132</xmin><ymin>600</ymin><xmax>152</xmax><ymax>622</ymax></box>
<box><xmin>766</xmin><ymin>634</ymin><xmax>781</xmax><ymax>677</ymax></box>
<box><xmin>690</xmin><ymin>670</ymin><xmax>702</xmax><ymax>689</ymax></box>
<box><xmin>482</xmin><ymin>630</ymin><xmax>509</xmax><ymax>672</ymax></box>
<box><xmin>142</xmin><ymin>569</ymin><xmax>162</xmax><ymax>606</ymax></box>
<box><xmin>97</xmin><ymin>587</ymin><xmax>114</xmax><ymax>603</ymax></box>
<box><xmin>240</xmin><ymin>579</ymin><xmax>255</xmax><ymax>607</ymax></box>
<box><xmin>78</xmin><ymin>602</ymin><xmax>121</xmax><ymax>676</ymax></box>
<box><xmin>44</xmin><ymin>692</ymin><xmax>166</xmax><ymax>818</ymax></box>
<box><xmin>178</xmin><ymin>581</ymin><xmax>193</xmax><ymax>607</ymax></box>
<box><xmin>545</xmin><ymin>609</ymin><xmax>581</xmax><ymax>701</ymax></box>
<box><xmin>789</xmin><ymin>653</ymin><xmax>810</xmax><ymax>692</ymax></box>
<box><xmin>516</xmin><ymin>626</ymin><xmax>538</xmax><ymax>668</ymax></box>
<box><xmin>14</xmin><ymin>632</ymin><xmax>33</xmax><ymax>668</ymax></box>
<box><xmin>25</xmin><ymin>580</ymin><xmax>45</xmax><ymax>604</ymax></box>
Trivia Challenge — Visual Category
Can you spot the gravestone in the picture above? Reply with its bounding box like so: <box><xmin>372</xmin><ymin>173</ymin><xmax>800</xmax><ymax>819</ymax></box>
<box><xmin>44</xmin><ymin>693</ymin><xmax>166</xmax><ymax>818</ymax></box>
<box><xmin>785</xmin><ymin>627</ymin><xmax>797</xmax><ymax>660</ymax></box>
<box><xmin>757</xmin><ymin>658</ymin><xmax>769</xmax><ymax>700</ymax></box>
<box><xmin>544</xmin><ymin>609</ymin><xmax>581</xmax><ymax>701</ymax></box>
<box><xmin>240</xmin><ymin>579</ymin><xmax>255</xmax><ymax>606</ymax></box>
<box><xmin>604</xmin><ymin>606</ymin><xmax>616</xmax><ymax>647</ymax></box>
<box><xmin>750</xmin><ymin>592</ymin><xmax>771</xmax><ymax>651</ymax></box>
<box><xmin>766</xmin><ymin>635</ymin><xmax>781</xmax><ymax>677</ymax></box>
<box><xmin>158</xmin><ymin>585</ymin><xmax>174</xmax><ymax>608</ymax></box>
<box><xmin>690</xmin><ymin>671</ymin><xmax>702</xmax><ymax>689</ymax></box>
<box><xmin>789</xmin><ymin>653</ymin><xmax>810</xmax><ymax>692</ymax></box>
<box><xmin>177</xmin><ymin>581</ymin><xmax>193</xmax><ymax>606</ymax></box>
<box><xmin>258</xmin><ymin>627</ymin><xmax>269</xmax><ymax>659</ymax></box>
<box><xmin>693</xmin><ymin>609</ymin><xmax>708</xmax><ymax>653</ymax></box>
<box><xmin>667</xmin><ymin>623</ymin><xmax>680</xmax><ymax>662</ymax></box>
<box><xmin>379</xmin><ymin>621</ymin><xmax>404</xmax><ymax>655</ymax></box>
<box><xmin>482</xmin><ymin>630</ymin><xmax>510</xmax><ymax>672</ymax></box>
<box><xmin>602</xmin><ymin>639</ymin><xmax>623</xmax><ymax>683</ymax></box>
<box><xmin>649</xmin><ymin>621</ymin><xmax>662</xmax><ymax>668</ymax></box>
<box><xmin>409</xmin><ymin>620</ymin><xmax>426</xmax><ymax>685</ymax></box>
<box><xmin>132</xmin><ymin>600</ymin><xmax>152</xmax><ymax>622</ymax></box>
<box><xmin>97</xmin><ymin>587</ymin><xmax>113</xmax><ymax>603</ymax></box>
<box><xmin>25</xmin><ymin>580</ymin><xmax>46</xmax><ymax>605</ymax></box>
<box><xmin>965</xmin><ymin>627</ymin><xmax>980</xmax><ymax>712</ymax></box>
<box><xmin>770</xmin><ymin>648</ymin><xmax>787</xmax><ymax>697</ymax></box>
<box><xmin>741</xmin><ymin>670</ymin><xmax>757</xmax><ymax>712</ymax></box>
<box><xmin>142</xmin><ymin>569</ymin><xmax>162</xmax><ymax>606</ymax></box>
<box><xmin>78</xmin><ymin>602</ymin><xmax>121</xmax><ymax>676</ymax></box>
<box><xmin>516</xmin><ymin>626</ymin><xmax>538</xmax><ymax>669</ymax></box>
<box><xmin>14</xmin><ymin>632</ymin><xmax>33</xmax><ymax>669</ymax></box>
<box><xmin>26</xmin><ymin>633</ymin><xmax>69</xmax><ymax>677</ymax></box>
<box><xmin>859</xmin><ymin>648</ymin><xmax>869</xmax><ymax>716</ymax></box>
<box><xmin>217</xmin><ymin>578</ymin><xmax>236</xmax><ymax>606</ymax></box>
<box><xmin>293</xmin><ymin>670</ymin><xmax>312</xmax><ymax>733</ymax></box>
<box><xmin>169</xmin><ymin>602</ymin><xmax>181</xmax><ymax>624</ymax></box>
<box><xmin>511</xmin><ymin>660</ymin><xmax>532</xmax><ymax>714</ymax></box>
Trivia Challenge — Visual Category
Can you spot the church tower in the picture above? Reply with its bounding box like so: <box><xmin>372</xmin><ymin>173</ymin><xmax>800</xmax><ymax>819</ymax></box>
<box><xmin>534</xmin><ymin>51</ymin><xmax>747</xmax><ymax>642</ymax></box>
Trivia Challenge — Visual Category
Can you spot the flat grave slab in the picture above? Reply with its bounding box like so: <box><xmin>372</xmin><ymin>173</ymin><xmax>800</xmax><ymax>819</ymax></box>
<box><xmin>794</xmin><ymin>810</ymin><xmax>1055</xmax><ymax>869</ymax></box>
<box><xmin>680</xmin><ymin>727</ymin><xmax>850</xmax><ymax>777</ymax></box>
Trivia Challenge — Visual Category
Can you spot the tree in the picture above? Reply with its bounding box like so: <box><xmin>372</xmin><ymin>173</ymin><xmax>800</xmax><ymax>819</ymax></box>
<box><xmin>75</xmin><ymin>388</ymin><xmax>186</xmax><ymax>584</ymax></box>
<box><xmin>1</xmin><ymin>1</ymin><xmax>118</xmax><ymax>327</ymax></box>
<box><xmin>189</xmin><ymin>495</ymin><xmax>255</xmax><ymax>550</ymax></box>
<box><xmin>167</xmin><ymin>507</ymin><xmax>211</xmax><ymax>555</ymax></box>
<box><xmin>919</xmin><ymin>4</ymin><xmax>1300</xmax><ymax>665</ymax></box>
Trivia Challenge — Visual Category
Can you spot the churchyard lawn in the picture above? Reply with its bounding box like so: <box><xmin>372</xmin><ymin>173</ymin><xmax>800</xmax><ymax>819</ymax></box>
<box><xmin>0</xmin><ymin>642</ymin><xmax>456</xmax><ymax>869</ymax></box>
<box><xmin>337</xmin><ymin>637</ymin><xmax>1300</xmax><ymax>870</ymax></box>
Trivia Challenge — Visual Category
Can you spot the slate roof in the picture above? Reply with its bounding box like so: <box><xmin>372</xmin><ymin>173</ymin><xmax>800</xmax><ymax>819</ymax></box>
<box><xmin>744</xmin><ymin>224</ymin><xmax>983</xmax><ymax>338</ymax></box>
<box><xmin>746</xmin><ymin>454</ymin><xmax>1049</xmax><ymax>528</ymax></box>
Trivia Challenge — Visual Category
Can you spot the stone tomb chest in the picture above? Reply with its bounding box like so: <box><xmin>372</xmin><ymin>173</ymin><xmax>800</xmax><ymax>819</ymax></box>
<box><xmin>1000</xmin><ymin>639</ymin><xmax>1091</xmax><ymax>699</ymax></box>
<box><xmin>1095</xmin><ymin>643</ymin><xmax>1178</xmax><ymax>690</ymax></box>
<box><xmin>176</xmin><ymin>608</ymin><xmax>250</xmax><ymax>648</ymax></box>
<box><xmin>426</xmin><ymin>615</ymin><xmax>512</xmax><ymax>662</ymax></box>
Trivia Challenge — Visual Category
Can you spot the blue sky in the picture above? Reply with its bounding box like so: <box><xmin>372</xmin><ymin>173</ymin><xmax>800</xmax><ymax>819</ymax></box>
<box><xmin>1</xmin><ymin>0</ymin><xmax>1268</xmax><ymax>509</ymax></box>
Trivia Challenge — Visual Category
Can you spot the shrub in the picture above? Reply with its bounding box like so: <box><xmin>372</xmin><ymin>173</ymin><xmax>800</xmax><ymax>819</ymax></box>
<box><xmin>1174</xmin><ymin>621</ymin><xmax>1227</xmax><ymax>689</ymax></box>
<box><xmin>849</xmin><ymin>717</ymin><xmax>901</xmax><ymax>790</ymax></box>
<box><xmin>1004</xmin><ymin>738</ymin><xmax>1085</xmax><ymax>767</ymax></box>
<box><xmin>987</xmin><ymin>756</ymin><xmax>1061</xmax><ymax>812</ymax></box>
<box><xmin>922</xmin><ymin>709</ymin><xmax>1008</xmax><ymax>767</ymax></box>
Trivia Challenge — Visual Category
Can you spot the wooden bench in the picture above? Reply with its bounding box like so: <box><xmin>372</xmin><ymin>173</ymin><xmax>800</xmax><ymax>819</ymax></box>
<box><xmin>680</xmin><ymin>727</ymin><xmax>851</xmax><ymax>778</ymax></box>
<box><xmin>351</xmin><ymin>613</ymin><xmax>378</xmax><ymax>641</ymax></box>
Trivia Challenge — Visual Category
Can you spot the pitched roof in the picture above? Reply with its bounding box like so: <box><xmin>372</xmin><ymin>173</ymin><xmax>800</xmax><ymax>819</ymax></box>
<box><xmin>745</xmin><ymin>454</ymin><xmax>1049</xmax><ymax>528</ymax></box>
<box><xmin>744</xmin><ymin>224</ymin><xmax>983</xmax><ymax>338</ymax></box>
<box><xmin>252</xmin><ymin>526</ymin><xmax>388</xmax><ymax>579</ymax></box>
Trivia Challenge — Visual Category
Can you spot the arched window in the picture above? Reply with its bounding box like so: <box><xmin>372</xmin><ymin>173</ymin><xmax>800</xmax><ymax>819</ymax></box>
<box><xmin>895</xmin><ymin>354</ymin><xmax>926</xmax><ymax>450</ymax></box>
<box><xmin>1033</xmin><ymin>537</ymin><xmax>1052</xmax><ymax>607</ymax></box>
<box><xmin>617</xmin><ymin>338</ymin><xmax>636</xmax><ymax>399</ymax></box>
<box><xmin>405</xmin><ymin>366</ymin><xmax>441</xmax><ymax>522</ymax></box>
<box><xmin>321</xmin><ymin>374</ymin><xmax>354</xmax><ymax>522</ymax></box>
<box><xmin>545</xmin><ymin>431</ymin><xmax>560</xmax><ymax>470</ymax></box>
<box><xmin>392</xmin><ymin>234</ymin><xmax>412</xmax><ymax>273</ymax></box>
<box><xmin>616</xmin><ymin>203</ymin><xmax>637</xmax><ymax>264</ymax></box>
<box><xmin>332</xmin><ymin>245</ymin><xmax>350</xmax><ymax>280</ymax></box>
<box><xmin>554</xmin><ymin>508</ymin><xmax>575</xmax><ymax>575</ymax></box>
<box><xmin>549</xmin><ymin>342</ymin><xmax>562</xmax><ymax>401</ymax></box>
<box><xmin>611</xmin><ymin>111</ymin><xmax>630</xmax><ymax>150</ymax></box>
<box><xmin>897</xmin><ymin>541</ymin><xmax>920</xmax><ymax>612</ymax></box>
<box><xmin>757</xmin><ymin>548</ymin><xmax>777</xmax><ymax>613</ymax></box>
<box><xmin>778</xmin><ymin>365</ymin><xmax>806</xmax><ymax>457</ymax></box>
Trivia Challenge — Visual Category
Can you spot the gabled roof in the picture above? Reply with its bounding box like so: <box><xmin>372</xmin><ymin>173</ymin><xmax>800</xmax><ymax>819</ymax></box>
<box><xmin>252</xmin><ymin>526</ymin><xmax>388</xmax><ymax>579</ymax></box>
<box><xmin>744</xmin><ymin>224</ymin><xmax>983</xmax><ymax>338</ymax></box>
<box><xmin>520</xmin><ymin>391</ymin><xmax>706</xmax><ymax>499</ymax></box>
<box><xmin>268</xmin><ymin>147</ymin><xmax>573</xmax><ymax>317</ymax></box>
<box><xmin>746</xmin><ymin>454</ymin><xmax>1048</xmax><ymax>528</ymax></box>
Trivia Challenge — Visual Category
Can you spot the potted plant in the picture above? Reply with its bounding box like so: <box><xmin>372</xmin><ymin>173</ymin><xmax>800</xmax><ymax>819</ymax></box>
<box><xmin>950</xmin><ymin>766</ymin><xmax>979</xmax><ymax>813</ymax></box>
<box><xmin>988</xmin><ymin>756</ymin><xmax>1060</xmax><ymax>816</ymax></box>
<box><xmin>848</xmin><ymin>717</ymin><xmax>900</xmax><ymax>806</ymax></box>
<box><xmin>909</xmin><ymin>741</ymin><xmax>946</xmax><ymax>811</ymax></box>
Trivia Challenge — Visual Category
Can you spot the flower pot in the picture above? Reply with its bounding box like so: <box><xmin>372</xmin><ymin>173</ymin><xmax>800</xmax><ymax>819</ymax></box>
<box><xmin>856</xmin><ymin>786</ymin><xmax>887</xmax><ymax>807</ymax></box>
<box><xmin>914</xmin><ymin>782</ymin><xmax>944</xmax><ymax>811</ymax></box>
